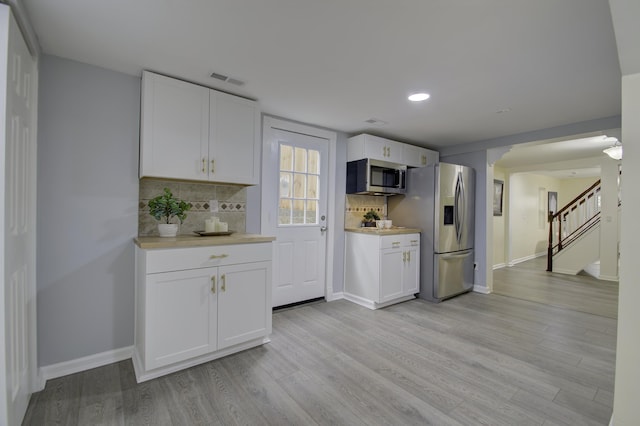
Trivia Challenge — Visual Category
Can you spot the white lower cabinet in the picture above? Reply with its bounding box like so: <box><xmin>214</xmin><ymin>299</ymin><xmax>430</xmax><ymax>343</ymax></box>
<box><xmin>146</xmin><ymin>267</ymin><xmax>218</xmax><ymax>370</ymax></box>
<box><xmin>344</xmin><ymin>232</ymin><xmax>420</xmax><ymax>309</ymax></box>
<box><xmin>134</xmin><ymin>242</ymin><xmax>272</xmax><ymax>382</ymax></box>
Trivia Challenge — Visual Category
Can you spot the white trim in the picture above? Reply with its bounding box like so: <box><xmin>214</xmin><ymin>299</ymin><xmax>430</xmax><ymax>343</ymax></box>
<box><xmin>39</xmin><ymin>346</ymin><xmax>133</xmax><ymax>386</ymax></box>
<box><xmin>261</xmin><ymin>116</ymin><xmax>337</xmax><ymax>307</ymax></box>
<box><xmin>508</xmin><ymin>251</ymin><xmax>546</xmax><ymax>266</ymax></box>
<box><xmin>552</xmin><ymin>267</ymin><xmax>579</xmax><ymax>275</ymax></box>
<box><xmin>473</xmin><ymin>285</ymin><xmax>492</xmax><ymax>294</ymax></box>
<box><xmin>599</xmin><ymin>274</ymin><xmax>619</xmax><ymax>282</ymax></box>
<box><xmin>492</xmin><ymin>263</ymin><xmax>507</xmax><ymax>270</ymax></box>
<box><xmin>132</xmin><ymin>337</ymin><xmax>269</xmax><ymax>382</ymax></box>
<box><xmin>327</xmin><ymin>291</ymin><xmax>344</xmax><ymax>302</ymax></box>
<box><xmin>343</xmin><ymin>293</ymin><xmax>415</xmax><ymax>310</ymax></box>
<box><xmin>3</xmin><ymin>1</ymin><xmax>40</xmax><ymax>56</ymax></box>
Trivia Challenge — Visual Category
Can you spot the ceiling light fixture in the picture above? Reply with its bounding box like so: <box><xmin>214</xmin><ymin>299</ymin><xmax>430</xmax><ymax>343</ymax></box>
<box><xmin>602</xmin><ymin>136</ymin><xmax>622</xmax><ymax>160</ymax></box>
<box><xmin>408</xmin><ymin>93</ymin><xmax>430</xmax><ymax>102</ymax></box>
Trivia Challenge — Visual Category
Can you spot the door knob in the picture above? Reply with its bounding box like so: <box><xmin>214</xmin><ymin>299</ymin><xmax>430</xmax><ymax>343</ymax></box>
<box><xmin>320</xmin><ymin>226</ymin><xmax>327</xmax><ymax>232</ymax></box>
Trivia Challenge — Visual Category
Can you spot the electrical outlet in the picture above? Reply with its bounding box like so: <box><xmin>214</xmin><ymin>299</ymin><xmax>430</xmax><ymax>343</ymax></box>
<box><xmin>209</xmin><ymin>200</ymin><xmax>219</xmax><ymax>212</ymax></box>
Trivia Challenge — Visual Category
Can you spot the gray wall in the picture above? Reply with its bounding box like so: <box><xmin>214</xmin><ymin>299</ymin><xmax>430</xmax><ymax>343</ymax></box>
<box><xmin>37</xmin><ymin>55</ymin><xmax>140</xmax><ymax>366</ymax></box>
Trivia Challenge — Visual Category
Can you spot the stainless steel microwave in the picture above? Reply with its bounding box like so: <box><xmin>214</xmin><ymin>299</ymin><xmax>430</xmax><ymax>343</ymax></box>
<box><xmin>346</xmin><ymin>158</ymin><xmax>407</xmax><ymax>195</ymax></box>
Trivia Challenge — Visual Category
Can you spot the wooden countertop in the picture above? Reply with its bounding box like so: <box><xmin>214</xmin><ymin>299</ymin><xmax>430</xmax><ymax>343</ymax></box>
<box><xmin>135</xmin><ymin>233</ymin><xmax>275</xmax><ymax>249</ymax></box>
<box><xmin>345</xmin><ymin>227</ymin><xmax>421</xmax><ymax>235</ymax></box>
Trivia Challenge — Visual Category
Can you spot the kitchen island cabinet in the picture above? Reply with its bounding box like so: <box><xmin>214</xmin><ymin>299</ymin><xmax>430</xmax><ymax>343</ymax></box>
<box><xmin>133</xmin><ymin>235</ymin><xmax>274</xmax><ymax>382</ymax></box>
<box><xmin>344</xmin><ymin>229</ymin><xmax>420</xmax><ymax>309</ymax></box>
<box><xmin>140</xmin><ymin>71</ymin><xmax>260</xmax><ymax>185</ymax></box>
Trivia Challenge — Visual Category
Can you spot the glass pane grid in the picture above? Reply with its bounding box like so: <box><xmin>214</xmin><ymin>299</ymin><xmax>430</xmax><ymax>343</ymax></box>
<box><xmin>278</xmin><ymin>144</ymin><xmax>321</xmax><ymax>226</ymax></box>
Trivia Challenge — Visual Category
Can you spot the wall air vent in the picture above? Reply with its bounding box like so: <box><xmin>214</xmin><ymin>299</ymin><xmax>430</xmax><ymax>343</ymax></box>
<box><xmin>210</xmin><ymin>72</ymin><xmax>245</xmax><ymax>86</ymax></box>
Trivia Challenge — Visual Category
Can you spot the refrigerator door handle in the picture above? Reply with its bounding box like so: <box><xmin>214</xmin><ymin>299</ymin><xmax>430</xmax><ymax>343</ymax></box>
<box><xmin>440</xmin><ymin>250</ymin><xmax>473</xmax><ymax>259</ymax></box>
<box><xmin>454</xmin><ymin>173</ymin><xmax>463</xmax><ymax>244</ymax></box>
<box><xmin>458</xmin><ymin>173</ymin><xmax>467</xmax><ymax>244</ymax></box>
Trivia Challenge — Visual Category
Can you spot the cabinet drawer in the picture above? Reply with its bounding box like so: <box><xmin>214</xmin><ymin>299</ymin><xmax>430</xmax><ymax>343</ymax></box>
<box><xmin>380</xmin><ymin>234</ymin><xmax>420</xmax><ymax>249</ymax></box>
<box><xmin>145</xmin><ymin>243</ymin><xmax>272</xmax><ymax>274</ymax></box>
<box><xmin>380</xmin><ymin>236</ymin><xmax>405</xmax><ymax>250</ymax></box>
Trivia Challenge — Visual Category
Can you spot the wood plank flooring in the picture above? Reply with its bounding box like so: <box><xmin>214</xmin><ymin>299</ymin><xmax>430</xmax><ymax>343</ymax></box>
<box><xmin>493</xmin><ymin>257</ymin><xmax>619</xmax><ymax>319</ymax></box>
<box><xmin>24</xmin><ymin>289</ymin><xmax>616</xmax><ymax>425</ymax></box>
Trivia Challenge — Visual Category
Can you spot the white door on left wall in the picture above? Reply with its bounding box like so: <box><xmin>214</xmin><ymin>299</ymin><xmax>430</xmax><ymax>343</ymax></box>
<box><xmin>1</xmin><ymin>5</ymin><xmax>38</xmax><ymax>426</ymax></box>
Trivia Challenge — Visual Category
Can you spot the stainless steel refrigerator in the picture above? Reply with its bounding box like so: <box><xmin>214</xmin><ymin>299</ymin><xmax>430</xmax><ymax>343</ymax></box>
<box><xmin>388</xmin><ymin>163</ymin><xmax>475</xmax><ymax>302</ymax></box>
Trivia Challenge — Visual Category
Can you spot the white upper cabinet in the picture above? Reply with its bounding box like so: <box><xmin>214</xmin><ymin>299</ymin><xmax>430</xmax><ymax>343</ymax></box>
<box><xmin>347</xmin><ymin>134</ymin><xmax>403</xmax><ymax>163</ymax></box>
<box><xmin>209</xmin><ymin>91</ymin><xmax>260</xmax><ymax>185</ymax></box>
<box><xmin>140</xmin><ymin>71</ymin><xmax>260</xmax><ymax>185</ymax></box>
<box><xmin>348</xmin><ymin>133</ymin><xmax>438</xmax><ymax>167</ymax></box>
<box><xmin>140</xmin><ymin>72</ymin><xmax>209</xmax><ymax>181</ymax></box>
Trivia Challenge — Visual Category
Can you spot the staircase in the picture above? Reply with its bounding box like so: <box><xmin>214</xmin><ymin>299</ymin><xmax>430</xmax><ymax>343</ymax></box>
<box><xmin>547</xmin><ymin>180</ymin><xmax>602</xmax><ymax>274</ymax></box>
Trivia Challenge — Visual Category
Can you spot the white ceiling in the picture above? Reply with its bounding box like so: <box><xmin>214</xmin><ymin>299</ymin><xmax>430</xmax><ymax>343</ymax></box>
<box><xmin>494</xmin><ymin>133</ymin><xmax>622</xmax><ymax>178</ymax></box>
<box><xmin>22</xmin><ymin>0</ymin><xmax>621</xmax><ymax>149</ymax></box>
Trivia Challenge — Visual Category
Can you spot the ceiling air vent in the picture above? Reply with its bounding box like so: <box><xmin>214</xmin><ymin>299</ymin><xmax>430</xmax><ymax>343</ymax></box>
<box><xmin>364</xmin><ymin>118</ymin><xmax>388</xmax><ymax>126</ymax></box>
<box><xmin>210</xmin><ymin>72</ymin><xmax>245</xmax><ymax>86</ymax></box>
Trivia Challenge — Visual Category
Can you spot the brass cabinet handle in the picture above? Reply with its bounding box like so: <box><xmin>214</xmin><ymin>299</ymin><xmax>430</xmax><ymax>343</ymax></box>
<box><xmin>202</xmin><ymin>157</ymin><xmax>206</xmax><ymax>173</ymax></box>
<box><xmin>421</xmin><ymin>155</ymin><xmax>427</xmax><ymax>165</ymax></box>
<box><xmin>407</xmin><ymin>251</ymin><xmax>411</xmax><ymax>262</ymax></box>
<box><xmin>211</xmin><ymin>159</ymin><xmax>215</xmax><ymax>174</ymax></box>
<box><xmin>392</xmin><ymin>241</ymin><xmax>401</xmax><ymax>247</ymax></box>
<box><xmin>221</xmin><ymin>274</ymin><xmax>226</xmax><ymax>292</ymax></box>
<box><xmin>403</xmin><ymin>251</ymin><xmax>407</xmax><ymax>262</ymax></box>
<box><xmin>211</xmin><ymin>276</ymin><xmax>216</xmax><ymax>293</ymax></box>
<box><xmin>210</xmin><ymin>254</ymin><xmax>229</xmax><ymax>259</ymax></box>
<box><xmin>410</xmin><ymin>240</ymin><xmax>418</xmax><ymax>245</ymax></box>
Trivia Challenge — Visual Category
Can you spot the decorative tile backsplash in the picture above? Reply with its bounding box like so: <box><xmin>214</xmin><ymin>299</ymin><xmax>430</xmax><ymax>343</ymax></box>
<box><xmin>345</xmin><ymin>194</ymin><xmax>387</xmax><ymax>228</ymax></box>
<box><xmin>139</xmin><ymin>178</ymin><xmax>247</xmax><ymax>236</ymax></box>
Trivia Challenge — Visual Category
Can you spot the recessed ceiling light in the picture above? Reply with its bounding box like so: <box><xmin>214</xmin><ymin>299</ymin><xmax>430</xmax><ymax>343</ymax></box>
<box><xmin>408</xmin><ymin>93</ymin><xmax>430</xmax><ymax>102</ymax></box>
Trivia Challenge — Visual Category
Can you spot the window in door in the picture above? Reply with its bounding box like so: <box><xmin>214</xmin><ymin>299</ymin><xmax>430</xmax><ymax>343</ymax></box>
<box><xmin>278</xmin><ymin>144</ymin><xmax>320</xmax><ymax>225</ymax></box>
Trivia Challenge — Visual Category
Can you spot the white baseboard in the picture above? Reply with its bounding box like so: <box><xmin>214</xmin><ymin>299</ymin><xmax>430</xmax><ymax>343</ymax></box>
<box><xmin>39</xmin><ymin>346</ymin><xmax>133</xmax><ymax>385</ymax></box>
<box><xmin>509</xmin><ymin>251</ymin><xmax>546</xmax><ymax>266</ymax></box>
<box><xmin>493</xmin><ymin>263</ymin><xmax>507</xmax><ymax>270</ymax></box>
<box><xmin>326</xmin><ymin>291</ymin><xmax>344</xmax><ymax>302</ymax></box>
<box><xmin>473</xmin><ymin>285</ymin><xmax>491</xmax><ymax>294</ymax></box>
<box><xmin>599</xmin><ymin>274</ymin><xmax>619</xmax><ymax>282</ymax></box>
<box><xmin>553</xmin><ymin>267</ymin><xmax>579</xmax><ymax>275</ymax></box>
<box><xmin>132</xmin><ymin>338</ymin><xmax>269</xmax><ymax>383</ymax></box>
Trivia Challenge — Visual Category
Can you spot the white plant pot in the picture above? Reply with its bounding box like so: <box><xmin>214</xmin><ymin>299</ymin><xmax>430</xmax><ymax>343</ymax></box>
<box><xmin>158</xmin><ymin>223</ymin><xmax>179</xmax><ymax>237</ymax></box>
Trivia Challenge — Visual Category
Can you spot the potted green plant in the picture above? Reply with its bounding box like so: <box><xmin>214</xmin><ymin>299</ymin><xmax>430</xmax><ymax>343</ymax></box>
<box><xmin>148</xmin><ymin>188</ymin><xmax>191</xmax><ymax>237</ymax></box>
<box><xmin>362</xmin><ymin>209</ymin><xmax>380</xmax><ymax>227</ymax></box>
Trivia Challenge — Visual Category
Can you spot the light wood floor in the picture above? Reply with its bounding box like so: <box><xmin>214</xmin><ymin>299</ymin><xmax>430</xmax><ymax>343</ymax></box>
<box><xmin>24</xmin><ymin>285</ymin><xmax>616</xmax><ymax>426</ymax></box>
<box><xmin>493</xmin><ymin>257</ymin><xmax>619</xmax><ymax>319</ymax></box>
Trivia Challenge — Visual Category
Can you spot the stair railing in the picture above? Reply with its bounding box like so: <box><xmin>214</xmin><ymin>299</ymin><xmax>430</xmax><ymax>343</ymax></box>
<box><xmin>547</xmin><ymin>180</ymin><xmax>601</xmax><ymax>271</ymax></box>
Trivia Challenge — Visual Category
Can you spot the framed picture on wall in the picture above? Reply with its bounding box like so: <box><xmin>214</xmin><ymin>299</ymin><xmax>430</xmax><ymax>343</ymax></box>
<box><xmin>548</xmin><ymin>191</ymin><xmax>558</xmax><ymax>215</ymax></box>
<box><xmin>493</xmin><ymin>179</ymin><xmax>504</xmax><ymax>216</ymax></box>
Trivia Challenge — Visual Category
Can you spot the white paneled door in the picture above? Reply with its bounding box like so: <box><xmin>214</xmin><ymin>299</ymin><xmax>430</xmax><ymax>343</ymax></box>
<box><xmin>262</xmin><ymin>119</ymin><xmax>334</xmax><ymax>307</ymax></box>
<box><xmin>1</xmin><ymin>5</ymin><xmax>38</xmax><ymax>426</ymax></box>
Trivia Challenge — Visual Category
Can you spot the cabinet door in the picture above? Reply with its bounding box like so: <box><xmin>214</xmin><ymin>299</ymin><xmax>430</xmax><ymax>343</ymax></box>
<box><xmin>403</xmin><ymin>144</ymin><xmax>437</xmax><ymax>168</ymax></box>
<box><xmin>140</xmin><ymin>71</ymin><xmax>209</xmax><ymax>181</ymax></box>
<box><xmin>379</xmin><ymin>249</ymin><xmax>404</xmax><ymax>303</ymax></box>
<box><xmin>146</xmin><ymin>268</ymin><xmax>217</xmax><ymax>370</ymax></box>
<box><xmin>218</xmin><ymin>261</ymin><xmax>270</xmax><ymax>350</ymax></box>
<box><xmin>209</xmin><ymin>91</ymin><xmax>259</xmax><ymax>185</ymax></box>
<box><xmin>403</xmin><ymin>245</ymin><xmax>420</xmax><ymax>294</ymax></box>
<box><xmin>362</xmin><ymin>135</ymin><xmax>402</xmax><ymax>163</ymax></box>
